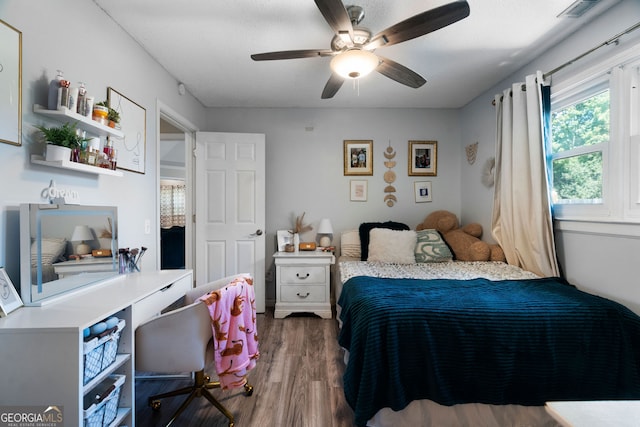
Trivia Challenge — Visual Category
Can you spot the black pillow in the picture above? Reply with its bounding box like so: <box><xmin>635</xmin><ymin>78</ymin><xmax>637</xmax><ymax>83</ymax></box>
<box><xmin>358</xmin><ymin>221</ymin><xmax>410</xmax><ymax>261</ymax></box>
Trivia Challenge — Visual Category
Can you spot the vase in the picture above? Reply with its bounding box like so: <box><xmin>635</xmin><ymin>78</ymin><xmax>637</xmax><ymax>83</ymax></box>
<box><xmin>45</xmin><ymin>144</ymin><xmax>72</xmax><ymax>162</ymax></box>
<box><xmin>293</xmin><ymin>233</ymin><xmax>300</xmax><ymax>252</ymax></box>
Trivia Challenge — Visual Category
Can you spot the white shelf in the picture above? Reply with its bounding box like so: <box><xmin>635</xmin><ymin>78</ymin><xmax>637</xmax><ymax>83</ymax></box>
<box><xmin>31</xmin><ymin>154</ymin><xmax>123</xmax><ymax>177</ymax></box>
<box><xmin>33</xmin><ymin>104</ymin><xmax>124</xmax><ymax>139</ymax></box>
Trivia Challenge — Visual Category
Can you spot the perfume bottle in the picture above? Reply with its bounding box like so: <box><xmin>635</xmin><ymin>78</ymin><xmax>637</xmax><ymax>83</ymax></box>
<box><xmin>77</xmin><ymin>82</ymin><xmax>86</xmax><ymax>115</ymax></box>
<box><xmin>47</xmin><ymin>70</ymin><xmax>63</xmax><ymax>110</ymax></box>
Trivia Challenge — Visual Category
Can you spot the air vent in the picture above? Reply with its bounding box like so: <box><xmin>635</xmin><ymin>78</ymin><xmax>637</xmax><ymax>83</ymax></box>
<box><xmin>558</xmin><ymin>0</ymin><xmax>600</xmax><ymax>18</ymax></box>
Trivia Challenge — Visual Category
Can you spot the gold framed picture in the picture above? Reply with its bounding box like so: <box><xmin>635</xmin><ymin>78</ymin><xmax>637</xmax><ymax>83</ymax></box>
<box><xmin>0</xmin><ymin>19</ymin><xmax>22</xmax><ymax>146</ymax></box>
<box><xmin>344</xmin><ymin>140</ymin><xmax>373</xmax><ymax>176</ymax></box>
<box><xmin>408</xmin><ymin>140</ymin><xmax>437</xmax><ymax>176</ymax></box>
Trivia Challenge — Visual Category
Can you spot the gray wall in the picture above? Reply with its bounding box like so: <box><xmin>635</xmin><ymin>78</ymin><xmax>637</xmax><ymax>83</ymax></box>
<box><xmin>0</xmin><ymin>0</ymin><xmax>206</xmax><ymax>284</ymax></box>
<box><xmin>203</xmin><ymin>107</ymin><xmax>463</xmax><ymax>302</ymax></box>
<box><xmin>459</xmin><ymin>0</ymin><xmax>640</xmax><ymax>314</ymax></box>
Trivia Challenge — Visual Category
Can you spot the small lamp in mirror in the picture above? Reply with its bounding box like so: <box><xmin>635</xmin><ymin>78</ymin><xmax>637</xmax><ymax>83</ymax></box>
<box><xmin>317</xmin><ymin>218</ymin><xmax>333</xmax><ymax>247</ymax></box>
<box><xmin>71</xmin><ymin>225</ymin><xmax>93</xmax><ymax>255</ymax></box>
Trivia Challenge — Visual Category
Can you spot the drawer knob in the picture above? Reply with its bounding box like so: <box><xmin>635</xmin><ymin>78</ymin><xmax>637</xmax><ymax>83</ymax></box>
<box><xmin>296</xmin><ymin>292</ymin><xmax>310</xmax><ymax>298</ymax></box>
<box><xmin>296</xmin><ymin>273</ymin><xmax>310</xmax><ymax>279</ymax></box>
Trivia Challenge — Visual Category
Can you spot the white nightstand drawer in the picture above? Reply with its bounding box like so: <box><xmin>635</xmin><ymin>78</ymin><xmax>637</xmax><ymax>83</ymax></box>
<box><xmin>279</xmin><ymin>266</ymin><xmax>326</xmax><ymax>284</ymax></box>
<box><xmin>280</xmin><ymin>285</ymin><xmax>327</xmax><ymax>303</ymax></box>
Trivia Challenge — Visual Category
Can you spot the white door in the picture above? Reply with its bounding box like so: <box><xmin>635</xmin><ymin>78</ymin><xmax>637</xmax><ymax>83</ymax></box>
<box><xmin>194</xmin><ymin>132</ymin><xmax>266</xmax><ymax>312</ymax></box>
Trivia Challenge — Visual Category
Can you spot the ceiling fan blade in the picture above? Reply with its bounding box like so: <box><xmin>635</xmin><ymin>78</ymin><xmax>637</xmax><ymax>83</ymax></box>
<box><xmin>314</xmin><ymin>0</ymin><xmax>353</xmax><ymax>37</ymax></box>
<box><xmin>321</xmin><ymin>73</ymin><xmax>345</xmax><ymax>99</ymax></box>
<box><xmin>366</xmin><ymin>0</ymin><xmax>470</xmax><ymax>49</ymax></box>
<box><xmin>376</xmin><ymin>56</ymin><xmax>426</xmax><ymax>89</ymax></box>
<box><xmin>251</xmin><ymin>49</ymin><xmax>335</xmax><ymax>61</ymax></box>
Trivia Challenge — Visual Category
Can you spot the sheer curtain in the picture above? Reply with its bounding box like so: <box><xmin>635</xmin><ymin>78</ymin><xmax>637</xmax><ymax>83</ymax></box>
<box><xmin>160</xmin><ymin>183</ymin><xmax>186</xmax><ymax>229</ymax></box>
<box><xmin>492</xmin><ymin>71</ymin><xmax>559</xmax><ymax>277</ymax></box>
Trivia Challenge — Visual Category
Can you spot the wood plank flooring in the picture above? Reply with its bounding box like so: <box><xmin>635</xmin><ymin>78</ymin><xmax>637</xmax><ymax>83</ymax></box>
<box><xmin>134</xmin><ymin>308</ymin><xmax>561</xmax><ymax>427</ymax></box>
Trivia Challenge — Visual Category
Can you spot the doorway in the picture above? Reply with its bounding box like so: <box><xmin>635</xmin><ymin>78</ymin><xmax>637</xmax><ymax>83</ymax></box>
<box><xmin>157</xmin><ymin>103</ymin><xmax>197</xmax><ymax>273</ymax></box>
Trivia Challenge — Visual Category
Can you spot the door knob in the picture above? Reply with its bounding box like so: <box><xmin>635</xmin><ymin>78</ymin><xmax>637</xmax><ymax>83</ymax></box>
<box><xmin>250</xmin><ymin>229</ymin><xmax>263</xmax><ymax>237</ymax></box>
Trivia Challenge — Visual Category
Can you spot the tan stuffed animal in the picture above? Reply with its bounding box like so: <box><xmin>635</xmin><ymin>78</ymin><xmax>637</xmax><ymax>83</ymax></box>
<box><xmin>416</xmin><ymin>210</ymin><xmax>506</xmax><ymax>262</ymax></box>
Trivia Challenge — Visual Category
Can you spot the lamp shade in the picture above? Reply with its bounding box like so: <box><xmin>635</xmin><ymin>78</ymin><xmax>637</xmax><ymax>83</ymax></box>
<box><xmin>330</xmin><ymin>49</ymin><xmax>379</xmax><ymax>79</ymax></box>
<box><xmin>71</xmin><ymin>225</ymin><xmax>93</xmax><ymax>242</ymax></box>
<box><xmin>71</xmin><ymin>225</ymin><xmax>93</xmax><ymax>255</ymax></box>
<box><xmin>317</xmin><ymin>218</ymin><xmax>333</xmax><ymax>247</ymax></box>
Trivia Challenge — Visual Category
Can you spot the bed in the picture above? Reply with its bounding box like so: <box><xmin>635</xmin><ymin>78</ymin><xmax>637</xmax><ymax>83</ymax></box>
<box><xmin>335</xmin><ymin>226</ymin><xmax>640</xmax><ymax>427</ymax></box>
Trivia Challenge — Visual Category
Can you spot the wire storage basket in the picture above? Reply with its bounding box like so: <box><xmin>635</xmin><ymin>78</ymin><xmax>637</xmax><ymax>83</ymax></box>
<box><xmin>83</xmin><ymin>374</ymin><xmax>125</xmax><ymax>427</ymax></box>
<box><xmin>83</xmin><ymin>319</ymin><xmax>125</xmax><ymax>384</ymax></box>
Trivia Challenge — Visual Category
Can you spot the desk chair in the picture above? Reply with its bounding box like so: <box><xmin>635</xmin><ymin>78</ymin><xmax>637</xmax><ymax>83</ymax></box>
<box><xmin>135</xmin><ymin>274</ymin><xmax>254</xmax><ymax>427</ymax></box>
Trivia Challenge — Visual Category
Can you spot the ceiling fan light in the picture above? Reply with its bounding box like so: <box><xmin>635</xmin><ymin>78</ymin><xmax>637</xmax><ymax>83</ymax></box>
<box><xmin>330</xmin><ymin>49</ymin><xmax>379</xmax><ymax>80</ymax></box>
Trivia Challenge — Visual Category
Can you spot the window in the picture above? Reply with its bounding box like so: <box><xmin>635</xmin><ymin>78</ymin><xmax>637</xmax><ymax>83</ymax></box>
<box><xmin>549</xmin><ymin>47</ymin><xmax>640</xmax><ymax>223</ymax></box>
<box><xmin>160</xmin><ymin>180</ymin><xmax>186</xmax><ymax>228</ymax></box>
<box><xmin>551</xmin><ymin>85</ymin><xmax>609</xmax><ymax>205</ymax></box>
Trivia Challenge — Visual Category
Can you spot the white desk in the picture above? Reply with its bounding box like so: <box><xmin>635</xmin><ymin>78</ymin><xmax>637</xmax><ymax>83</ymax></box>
<box><xmin>546</xmin><ymin>401</ymin><xmax>640</xmax><ymax>427</ymax></box>
<box><xmin>0</xmin><ymin>269</ymin><xmax>192</xmax><ymax>427</ymax></box>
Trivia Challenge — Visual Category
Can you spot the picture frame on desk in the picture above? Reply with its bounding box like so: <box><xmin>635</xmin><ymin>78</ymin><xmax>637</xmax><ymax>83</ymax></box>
<box><xmin>0</xmin><ymin>267</ymin><xmax>23</xmax><ymax>317</ymax></box>
<box><xmin>276</xmin><ymin>230</ymin><xmax>292</xmax><ymax>252</ymax></box>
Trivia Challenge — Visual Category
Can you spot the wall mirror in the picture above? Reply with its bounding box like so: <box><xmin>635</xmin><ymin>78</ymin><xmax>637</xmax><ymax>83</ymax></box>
<box><xmin>20</xmin><ymin>204</ymin><xmax>119</xmax><ymax>306</ymax></box>
<box><xmin>0</xmin><ymin>19</ymin><xmax>22</xmax><ymax>146</ymax></box>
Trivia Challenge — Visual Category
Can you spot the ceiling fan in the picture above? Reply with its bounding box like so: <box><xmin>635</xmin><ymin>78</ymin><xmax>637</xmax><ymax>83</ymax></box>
<box><xmin>250</xmin><ymin>0</ymin><xmax>470</xmax><ymax>99</ymax></box>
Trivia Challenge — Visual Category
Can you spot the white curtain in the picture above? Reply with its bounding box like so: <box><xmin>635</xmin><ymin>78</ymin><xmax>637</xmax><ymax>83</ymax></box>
<box><xmin>160</xmin><ymin>184</ymin><xmax>186</xmax><ymax>229</ymax></box>
<box><xmin>492</xmin><ymin>71</ymin><xmax>559</xmax><ymax>277</ymax></box>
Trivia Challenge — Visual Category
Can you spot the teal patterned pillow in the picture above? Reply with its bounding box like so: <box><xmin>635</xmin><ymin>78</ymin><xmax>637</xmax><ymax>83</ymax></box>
<box><xmin>414</xmin><ymin>229</ymin><xmax>453</xmax><ymax>263</ymax></box>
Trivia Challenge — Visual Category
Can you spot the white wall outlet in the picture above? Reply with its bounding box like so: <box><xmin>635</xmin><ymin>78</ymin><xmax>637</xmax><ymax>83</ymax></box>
<box><xmin>144</xmin><ymin>219</ymin><xmax>151</xmax><ymax>234</ymax></box>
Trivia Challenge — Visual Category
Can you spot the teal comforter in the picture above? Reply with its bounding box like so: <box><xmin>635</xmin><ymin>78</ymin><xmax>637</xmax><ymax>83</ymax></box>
<box><xmin>338</xmin><ymin>276</ymin><xmax>640</xmax><ymax>427</ymax></box>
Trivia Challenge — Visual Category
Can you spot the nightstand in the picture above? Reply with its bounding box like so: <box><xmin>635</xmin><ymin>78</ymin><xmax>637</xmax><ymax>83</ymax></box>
<box><xmin>273</xmin><ymin>250</ymin><xmax>335</xmax><ymax>319</ymax></box>
<box><xmin>53</xmin><ymin>257</ymin><xmax>115</xmax><ymax>278</ymax></box>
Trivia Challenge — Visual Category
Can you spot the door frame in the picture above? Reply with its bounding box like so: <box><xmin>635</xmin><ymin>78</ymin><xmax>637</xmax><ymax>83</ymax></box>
<box><xmin>156</xmin><ymin>101</ymin><xmax>198</xmax><ymax>276</ymax></box>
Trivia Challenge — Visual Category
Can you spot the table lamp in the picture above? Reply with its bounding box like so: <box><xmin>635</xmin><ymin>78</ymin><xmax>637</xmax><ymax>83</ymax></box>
<box><xmin>71</xmin><ymin>225</ymin><xmax>93</xmax><ymax>255</ymax></box>
<box><xmin>317</xmin><ymin>218</ymin><xmax>333</xmax><ymax>247</ymax></box>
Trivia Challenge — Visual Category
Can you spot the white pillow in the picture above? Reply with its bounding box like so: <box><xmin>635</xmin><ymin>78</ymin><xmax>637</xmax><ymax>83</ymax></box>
<box><xmin>367</xmin><ymin>228</ymin><xmax>417</xmax><ymax>264</ymax></box>
<box><xmin>340</xmin><ymin>229</ymin><xmax>361</xmax><ymax>258</ymax></box>
<box><xmin>31</xmin><ymin>237</ymin><xmax>67</xmax><ymax>267</ymax></box>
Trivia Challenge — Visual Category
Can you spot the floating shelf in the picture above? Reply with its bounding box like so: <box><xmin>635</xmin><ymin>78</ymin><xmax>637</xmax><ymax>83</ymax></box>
<box><xmin>33</xmin><ymin>104</ymin><xmax>124</xmax><ymax>139</ymax></box>
<box><xmin>31</xmin><ymin>155</ymin><xmax>123</xmax><ymax>177</ymax></box>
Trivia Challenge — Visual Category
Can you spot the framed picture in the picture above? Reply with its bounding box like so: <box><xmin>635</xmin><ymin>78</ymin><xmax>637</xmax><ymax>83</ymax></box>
<box><xmin>350</xmin><ymin>179</ymin><xmax>368</xmax><ymax>202</ymax></box>
<box><xmin>344</xmin><ymin>140</ymin><xmax>373</xmax><ymax>176</ymax></box>
<box><xmin>414</xmin><ymin>181</ymin><xmax>433</xmax><ymax>203</ymax></box>
<box><xmin>108</xmin><ymin>87</ymin><xmax>146</xmax><ymax>174</ymax></box>
<box><xmin>0</xmin><ymin>267</ymin><xmax>23</xmax><ymax>317</ymax></box>
<box><xmin>276</xmin><ymin>230</ymin><xmax>292</xmax><ymax>252</ymax></box>
<box><xmin>0</xmin><ymin>19</ymin><xmax>22</xmax><ymax>146</ymax></box>
<box><xmin>409</xmin><ymin>140</ymin><xmax>437</xmax><ymax>176</ymax></box>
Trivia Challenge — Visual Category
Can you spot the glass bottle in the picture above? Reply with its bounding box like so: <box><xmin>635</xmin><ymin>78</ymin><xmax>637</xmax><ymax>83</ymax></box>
<box><xmin>47</xmin><ymin>70</ymin><xmax>63</xmax><ymax>110</ymax></box>
<box><xmin>77</xmin><ymin>82</ymin><xmax>86</xmax><ymax>115</ymax></box>
<box><xmin>59</xmin><ymin>79</ymin><xmax>70</xmax><ymax>109</ymax></box>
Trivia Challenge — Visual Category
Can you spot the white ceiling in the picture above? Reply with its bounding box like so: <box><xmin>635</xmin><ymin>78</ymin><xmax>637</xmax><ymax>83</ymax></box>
<box><xmin>94</xmin><ymin>0</ymin><xmax>618</xmax><ymax>109</ymax></box>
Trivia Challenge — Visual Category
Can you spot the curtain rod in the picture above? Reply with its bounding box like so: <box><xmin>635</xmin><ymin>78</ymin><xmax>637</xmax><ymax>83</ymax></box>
<box><xmin>492</xmin><ymin>20</ymin><xmax>640</xmax><ymax>105</ymax></box>
<box><xmin>543</xmin><ymin>20</ymin><xmax>640</xmax><ymax>80</ymax></box>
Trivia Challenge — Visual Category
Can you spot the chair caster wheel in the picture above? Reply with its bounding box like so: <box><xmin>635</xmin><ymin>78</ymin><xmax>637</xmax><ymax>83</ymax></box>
<box><xmin>150</xmin><ymin>400</ymin><xmax>161</xmax><ymax>410</ymax></box>
<box><xmin>244</xmin><ymin>384</ymin><xmax>254</xmax><ymax>396</ymax></box>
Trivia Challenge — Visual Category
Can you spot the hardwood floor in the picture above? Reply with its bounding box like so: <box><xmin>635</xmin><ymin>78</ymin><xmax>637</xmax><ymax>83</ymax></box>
<box><xmin>135</xmin><ymin>308</ymin><xmax>560</xmax><ymax>427</ymax></box>
<box><xmin>135</xmin><ymin>309</ymin><xmax>354</xmax><ymax>427</ymax></box>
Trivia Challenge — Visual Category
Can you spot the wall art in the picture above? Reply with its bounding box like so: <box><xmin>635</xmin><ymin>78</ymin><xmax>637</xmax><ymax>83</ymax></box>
<box><xmin>344</xmin><ymin>140</ymin><xmax>373</xmax><ymax>176</ymax></box>
<box><xmin>108</xmin><ymin>87</ymin><xmax>146</xmax><ymax>174</ymax></box>
<box><xmin>409</xmin><ymin>140</ymin><xmax>437</xmax><ymax>176</ymax></box>
<box><xmin>0</xmin><ymin>19</ymin><xmax>22</xmax><ymax>146</ymax></box>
